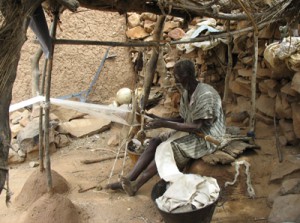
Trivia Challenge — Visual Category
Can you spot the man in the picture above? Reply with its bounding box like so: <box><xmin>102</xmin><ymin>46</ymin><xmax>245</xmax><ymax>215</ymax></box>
<box><xmin>105</xmin><ymin>59</ymin><xmax>226</xmax><ymax>196</ymax></box>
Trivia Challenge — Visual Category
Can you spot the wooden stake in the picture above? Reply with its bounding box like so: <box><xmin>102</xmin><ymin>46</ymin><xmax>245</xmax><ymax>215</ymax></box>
<box><xmin>44</xmin><ymin>12</ymin><xmax>59</xmax><ymax>193</ymax></box>
<box><xmin>223</xmin><ymin>20</ymin><xmax>233</xmax><ymax>104</ymax></box>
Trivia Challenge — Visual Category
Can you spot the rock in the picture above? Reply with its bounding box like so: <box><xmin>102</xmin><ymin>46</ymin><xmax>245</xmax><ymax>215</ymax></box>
<box><xmin>268</xmin><ymin>194</ymin><xmax>300</xmax><ymax>223</ymax></box>
<box><xmin>229</xmin><ymin>77</ymin><xmax>251</xmax><ymax>97</ymax></box>
<box><xmin>280</xmin><ymin>178</ymin><xmax>300</xmax><ymax>195</ymax></box>
<box><xmin>163</xmin><ymin>21</ymin><xmax>180</xmax><ymax>33</ymax></box>
<box><xmin>270</xmin><ymin>157</ymin><xmax>300</xmax><ymax>182</ymax></box>
<box><xmin>11</xmin><ymin>143</ymin><xmax>19</xmax><ymax>152</ymax></box>
<box><xmin>258</xmin><ymin>81</ymin><xmax>268</xmax><ymax>94</ymax></box>
<box><xmin>267</xmin><ymin>187</ymin><xmax>280</xmax><ymax>206</ymax></box>
<box><xmin>10</xmin><ymin>110</ymin><xmax>22</xmax><ymax>122</ymax></box>
<box><xmin>166</xmin><ymin>61</ymin><xmax>175</xmax><ymax>69</ymax></box>
<box><xmin>256</xmin><ymin>94</ymin><xmax>275</xmax><ymax>117</ymax></box>
<box><xmin>8</xmin><ymin>149</ymin><xmax>25</xmax><ymax>164</ymax></box>
<box><xmin>10</xmin><ymin>123</ymin><xmax>23</xmax><ymax>138</ymax></box>
<box><xmin>291</xmin><ymin>72</ymin><xmax>300</xmax><ymax>93</ymax></box>
<box><xmin>58</xmin><ymin>118</ymin><xmax>111</xmax><ymax>138</ymax></box>
<box><xmin>17</xmin><ymin>149</ymin><xmax>26</xmax><ymax>158</ymax></box>
<box><xmin>291</xmin><ymin>103</ymin><xmax>300</xmax><ymax>138</ymax></box>
<box><xmin>237</xmin><ymin>68</ymin><xmax>252</xmax><ymax>78</ymax></box>
<box><xmin>19</xmin><ymin>114</ymin><xmax>30</xmax><ymax>127</ymax></box>
<box><xmin>278</xmin><ymin>119</ymin><xmax>299</xmax><ymax>145</ymax></box>
<box><xmin>17</xmin><ymin>118</ymin><xmax>40</xmax><ymax>153</ymax></box>
<box><xmin>280</xmin><ymin>82</ymin><xmax>298</xmax><ymax>96</ymax></box>
<box><xmin>127</xmin><ymin>13</ymin><xmax>140</xmax><ymax>28</ymax></box>
<box><xmin>29</xmin><ymin>161</ymin><xmax>39</xmax><ymax>168</ymax></box>
<box><xmin>140</xmin><ymin>12</ymin><xmax>157</xmax><ymax>22</ymax></box>
<box><xmin>51</xmin><ymin>105</ymin><xmax>85</xmax><ymax>122</ymax></box>
<box><xmin>240</xmin><ymin>56</ymin><xmax>253</xmax><ymax>66</ymax></box>
<box><xmin>126</xmin><ymin>26</ymin><xmax>149</xmax><ymax>39</ymax></box>
<box><xmin>255</xmin><ymin>112</ymin><xmax>273</xmax><ymax>125</ymax></box>
<box><xmin>55</xmin><ymin>134</ymin><xmax>70</xmax><ymax>148</ymax></box>
<box><xmin>275</xmin><ymin>94</ymin><xmax>292</xmax><ymax>119</ymax></box>
<box><xmin>168</xmin><ymin>27</ymin><xmax>185</xmax><ymax>40</ymax></box>
<box><xmin>264</xmin><ymin>79</ymin><xmax>278</xmax><ymax>91</ymax></box>
<box><xmin>143</xmin><ymin>19</ymin><xmax>155</xmax><ymax>33</ymax></box>
<box><xmin>26</xmin><ymin>142</ymin><xmax>57</xmax><ymax>160</ymax></box>
<box><xmin>230</xmin><ymin>111</ymin><xmax>249</xmax><ymax>123</ymax></box>
<box><xmin>107</xmin><ymin>134</ymin><xmax>119</xmax><ymax>146</ymax></box>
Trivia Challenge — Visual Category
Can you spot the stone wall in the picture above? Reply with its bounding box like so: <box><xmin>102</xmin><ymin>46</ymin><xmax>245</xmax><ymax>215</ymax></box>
<box><xmin>125</xmin><ymin>13</ymin><xmax>300</xmax><ymax>145</ymax></box>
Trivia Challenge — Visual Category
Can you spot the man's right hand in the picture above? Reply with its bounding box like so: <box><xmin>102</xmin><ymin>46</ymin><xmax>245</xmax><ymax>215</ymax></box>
<box><xmin>145</xmin><ymin>119</ymin><xmax>164</xmax><ymax>130</ymax></box>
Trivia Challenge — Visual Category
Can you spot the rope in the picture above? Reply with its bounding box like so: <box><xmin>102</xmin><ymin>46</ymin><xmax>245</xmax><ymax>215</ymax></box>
<box><xmin>224</xmin><ymin>160</ymin><xmax>256</xmax><ymax>198</ymax></box>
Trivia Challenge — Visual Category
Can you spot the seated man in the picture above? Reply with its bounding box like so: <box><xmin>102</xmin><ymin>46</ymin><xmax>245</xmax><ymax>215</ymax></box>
<box><xmin>105</xmin><ymin>59</ymin><xmax>226</xmax><ymax>196</ymax></box>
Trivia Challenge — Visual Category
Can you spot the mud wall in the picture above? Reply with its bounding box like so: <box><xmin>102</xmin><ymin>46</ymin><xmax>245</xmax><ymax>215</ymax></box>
<box><xmin>14</xmin><ymin>9</ymin><xmax>135</xmax><ymax>104</ymax></box>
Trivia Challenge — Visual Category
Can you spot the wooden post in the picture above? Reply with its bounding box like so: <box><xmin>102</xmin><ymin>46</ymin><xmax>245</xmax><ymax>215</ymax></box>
<box><xmin>43</xmin><ymin>12</ymin><xmax>59</xmax><ymax>192</ymax></box>
<box><xmin>143</xmin><ymin>15</ymin><xmax>166</xmax><ymax>108</ymax></box>
<box><xmin>223</xmin><ymin>20</ymin><xmax>233</xmax><ymax>105</ymax></box>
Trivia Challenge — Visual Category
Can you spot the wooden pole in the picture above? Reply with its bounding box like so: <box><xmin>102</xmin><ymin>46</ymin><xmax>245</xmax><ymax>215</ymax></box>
<box><xmin>38</xmin><ymin>57</ymin><xmax>48</xmax><ymax>172</ymax></box>
<box><xmin>44</xmin><ymin>12</ymin><xmax>59</xmax><ymax>192</ymax></box>
<box><xmin>223</xmin><ymin>20</ymin><xmax>233</xmax><ymax>104</ymax></box>
<box><xmin>234</xmin><ymin>0</ymin><xmax>259</xmax><ymax>133</ymax></box>
<box><xmin>143</xmin><ymin>15</ymin><xmax>166</xmax><ymax>107</ymax></box>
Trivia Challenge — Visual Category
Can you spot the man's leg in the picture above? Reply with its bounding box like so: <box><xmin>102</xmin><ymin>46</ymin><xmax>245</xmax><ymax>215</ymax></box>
<box><xmin>105</xmin><ymin>137</ymin><xmax>162</xmax><ymax>190</ymax></box>
<box><xmin>121</xmin><ymin>159</ymin><xmax>157</xmax><ymax>196</ymax></box>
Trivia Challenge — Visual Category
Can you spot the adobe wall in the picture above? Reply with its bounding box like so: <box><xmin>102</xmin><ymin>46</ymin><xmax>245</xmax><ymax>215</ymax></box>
<box><xmin>13</xmin><ymin>9</ymin><xmax>135</xmax><ymax>104</ymax></box>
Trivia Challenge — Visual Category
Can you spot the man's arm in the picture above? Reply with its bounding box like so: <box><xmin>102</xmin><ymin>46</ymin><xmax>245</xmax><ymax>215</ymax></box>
<box><xmin>145</xmin><ymin>112</ymin><xmax>184</xmax><ymax>123</ymax></box>
<box><xmin>145</xmin><ymin>118</ymin><xmax>210</xmax><ymax>133</ymax></box>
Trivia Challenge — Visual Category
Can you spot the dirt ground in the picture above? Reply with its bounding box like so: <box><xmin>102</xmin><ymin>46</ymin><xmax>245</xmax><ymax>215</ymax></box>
<box><xmin>2</xmin><ymin>7</ymin><xmax>299</xmax><ymax>223</ymax></box>
<box><xmin>0</xmin><ymin>120</ymin><xmax>297</xmax><ymax>223</ymax></box>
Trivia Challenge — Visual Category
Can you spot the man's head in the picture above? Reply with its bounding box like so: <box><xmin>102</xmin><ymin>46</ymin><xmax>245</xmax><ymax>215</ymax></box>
<box><xmin>173</xmin><ymin>59</ymin><xmax>196</xmax><ymax>90</ymax></box>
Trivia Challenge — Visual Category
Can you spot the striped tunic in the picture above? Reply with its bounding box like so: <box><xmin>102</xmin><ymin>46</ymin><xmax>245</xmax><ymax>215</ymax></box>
<box><xmin>169</xmin><ymin>83</ymin><xmax>226</xmax><ymax>168</ymax></box>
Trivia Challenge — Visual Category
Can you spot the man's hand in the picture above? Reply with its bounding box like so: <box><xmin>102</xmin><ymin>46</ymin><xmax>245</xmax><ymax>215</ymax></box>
<box><xmin>145</xmin><ymin>119</ymin><xmax>164</xmax><ymax>129</ymax></box>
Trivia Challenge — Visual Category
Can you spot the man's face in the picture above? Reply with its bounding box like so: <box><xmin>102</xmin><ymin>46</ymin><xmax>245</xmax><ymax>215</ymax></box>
<box><xmin>174</xmin><ymin>72</ymin><xmax>188</xmax><ymax>90</ymax></box>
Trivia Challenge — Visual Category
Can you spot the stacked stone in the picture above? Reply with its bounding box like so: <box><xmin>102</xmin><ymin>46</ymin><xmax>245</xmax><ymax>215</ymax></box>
<box><xmin>126</xmin><ymin>13</ymin><xmax>300</xmax><ymax>146</ymax></box>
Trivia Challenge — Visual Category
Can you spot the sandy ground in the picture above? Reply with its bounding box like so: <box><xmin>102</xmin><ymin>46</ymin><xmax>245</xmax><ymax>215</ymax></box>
<box><xmin>0</xmin><ymin>120</ymin><xmax>296</xmax><ymax>223</ymax></box>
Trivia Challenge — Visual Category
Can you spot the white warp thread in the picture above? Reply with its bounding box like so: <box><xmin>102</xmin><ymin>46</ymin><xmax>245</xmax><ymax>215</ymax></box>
<box><xmin>9</xmin><ymin>96</ymin><xmax>134</xmax><ymax>126</ymax></box>
<box><xmin>224</xmin><ymin>160</ymin><xmax>255</xmax><ymax>198</ymax></box>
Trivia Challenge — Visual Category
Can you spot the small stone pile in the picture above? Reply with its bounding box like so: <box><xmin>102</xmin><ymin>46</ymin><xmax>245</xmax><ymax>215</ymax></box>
<box><xmin>8</xmin><ymin>105</ymin><xmax>112</xmax><ymax>165</ymax></box>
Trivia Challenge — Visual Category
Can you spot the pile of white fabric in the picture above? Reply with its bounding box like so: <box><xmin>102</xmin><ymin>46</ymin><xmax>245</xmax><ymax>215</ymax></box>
<box><xmin>154</xmin><ymin>133</ymin><xmax>220</xmax><ymax>213</ymax></box>
<box><xmin>155</xmin><ymin>174</ymin><xmax>220</xmax><ymax>213</ymax></box>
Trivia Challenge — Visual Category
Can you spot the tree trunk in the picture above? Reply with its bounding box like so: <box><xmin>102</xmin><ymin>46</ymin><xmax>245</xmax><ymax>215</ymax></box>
<box><xmin>0</xmin><ymin>1</ymin><xmax>37</xmax><ymax>194</ymax></box>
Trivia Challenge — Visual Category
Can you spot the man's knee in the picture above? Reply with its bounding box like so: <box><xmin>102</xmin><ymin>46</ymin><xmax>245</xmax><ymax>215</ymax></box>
<box><xmin>149</xmin><ymin>137</ymin><xmax>162</xmax><ymax>146</ymax></box>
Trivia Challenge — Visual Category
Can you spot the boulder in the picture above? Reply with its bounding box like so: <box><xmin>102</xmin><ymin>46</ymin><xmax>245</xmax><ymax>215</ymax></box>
<box><xmin>268</xmin><ymin>194</ymin><xmax>300</xmax><ymax>223</ymax></box>
<box><xmin>280</xmin><ymin>178</ymin><xmax>300</xmax><ymax>195</ymax></box>
<box><xmin>256</xmin><ymin>94</ymin><xmax>275</xmax><ymax>117</ymax></box>
<box><xmin>58</xmin><ymin>118</ymin><xmax>111</xmax><ymax>138</ymax></box>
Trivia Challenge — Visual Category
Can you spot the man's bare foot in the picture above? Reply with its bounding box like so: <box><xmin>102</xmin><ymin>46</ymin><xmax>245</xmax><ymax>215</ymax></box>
<box><xmin>105</xmin><ymin>182</ymin><xmax>123</xmax><ymax>190</ymax></box>
<box><xmin>120</xmin><ymin>177</ymin><xmax>137</xmax><ymax>196</ymax></box>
